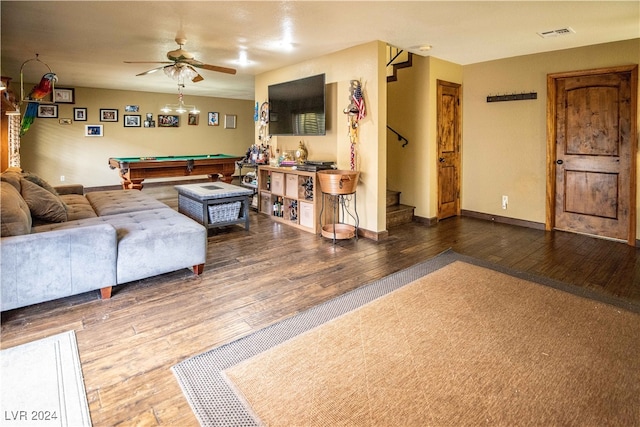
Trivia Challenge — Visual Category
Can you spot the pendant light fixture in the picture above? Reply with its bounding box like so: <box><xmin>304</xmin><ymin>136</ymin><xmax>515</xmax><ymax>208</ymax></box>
<box><xmin>161</xmin><ymin>82</ymin><xmax>199</xmax><ymax>114</ymax></box>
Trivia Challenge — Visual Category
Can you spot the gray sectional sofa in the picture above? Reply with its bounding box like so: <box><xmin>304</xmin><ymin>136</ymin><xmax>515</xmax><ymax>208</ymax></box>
<box><xmin>1</xmin><ymin>168</ymin><xmax>207</xmax><ymax>311</ymax></box>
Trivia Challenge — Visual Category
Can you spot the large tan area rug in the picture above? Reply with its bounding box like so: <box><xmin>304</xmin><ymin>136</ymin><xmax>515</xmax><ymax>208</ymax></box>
<box><xmin>172</xmin><ymin>250</ymin><xmax>640</xmax><ymax>426</ymax></box>
<box><xmin>0</xmin><ymin>330</ymin><xmax>92</xmax><ymax>427</ymax></box>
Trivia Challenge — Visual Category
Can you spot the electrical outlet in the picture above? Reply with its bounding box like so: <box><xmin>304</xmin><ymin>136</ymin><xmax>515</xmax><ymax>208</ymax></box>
<box><xmin>60</xmin><ymin>175</ymin><xmax>65</xmax><ymax>182</ymax></box>
<box><xmin>502</xmin><ymin>195</ymin><xmax>508</xmax><ymax>209</ymax></box>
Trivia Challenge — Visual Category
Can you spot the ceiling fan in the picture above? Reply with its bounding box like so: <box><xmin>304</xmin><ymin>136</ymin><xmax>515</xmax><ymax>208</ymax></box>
<box><xmin>124</xmin><ymin>32</ymin><xmax>236</xmax><ymax>82</ymax></box>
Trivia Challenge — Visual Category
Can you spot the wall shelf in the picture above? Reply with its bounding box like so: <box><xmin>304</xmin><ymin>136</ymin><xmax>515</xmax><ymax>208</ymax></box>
<box><xmin>486</xmin><ymin>92</ymin><xmax>537</xmax><ymax>103</ymax></box>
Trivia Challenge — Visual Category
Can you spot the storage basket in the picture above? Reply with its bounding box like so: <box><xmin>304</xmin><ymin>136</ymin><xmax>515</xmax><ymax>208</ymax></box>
<box><xmin>208</xmin><ymin>201</ymin><xmax>242</xmax><ymax>224</ymax></box>
<box><xmin>317</xmin><ymin>170</ymin><xmax>360</xmax><ymax>195</ymax></box>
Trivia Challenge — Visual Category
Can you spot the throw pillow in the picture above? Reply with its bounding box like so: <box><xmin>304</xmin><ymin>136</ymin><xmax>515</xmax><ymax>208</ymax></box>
<box><xmin>20</xmin><ymin>179</ymin><xmax>68</xmax><ymax>223</ymax></box>
<box><xmin>0</xmin><ymin>181</ymin><xmax>32</xmax><ymax>236</ymax></box>
<box><xmin>21</xmin><ymin>171</ymin><xmax>69</xmax><ymax>211</ymax></box>
<box><xmin>22</xmin><ymin>171</ymin><xmax>59</xmax><ymax>196</ymax></box>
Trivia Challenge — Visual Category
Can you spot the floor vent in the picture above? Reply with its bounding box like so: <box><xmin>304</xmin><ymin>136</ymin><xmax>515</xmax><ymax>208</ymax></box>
<box><xmin>537</xmin><ymin>27</ymin><xmax>576</xmax><ymax>38</ymax></box>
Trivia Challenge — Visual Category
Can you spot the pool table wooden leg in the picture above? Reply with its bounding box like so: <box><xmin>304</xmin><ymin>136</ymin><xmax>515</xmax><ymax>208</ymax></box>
<box><xmin>121</xmin><ymin>179</ymin><xmax>144</xmax><ymax>190</ymax></box>
<box><xmin>210</xmin><ymin>173</ymin><xmax>234</xmax><ymax>184</ymax></box>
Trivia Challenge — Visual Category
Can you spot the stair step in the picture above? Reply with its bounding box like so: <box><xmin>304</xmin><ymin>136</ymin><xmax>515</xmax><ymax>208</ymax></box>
<box><xmin>387</xmin><ymin>52</ymin><xmax>413</xmax><ymax>83</ymax></box>
<box><xmin>386</xmin><ymin>204</ymin><xmax>415</xmax><ymax>228</ymax></box>
<box><xmin>386</xmin><ymin>190</ymin><xmax>401</xmax><ymax>207</ymax></box>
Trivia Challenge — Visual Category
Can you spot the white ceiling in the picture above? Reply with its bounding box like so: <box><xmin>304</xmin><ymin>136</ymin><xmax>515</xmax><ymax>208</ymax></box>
<box><xmin>1</xmin><ymin>1</ymin><xmax>638</xmax><ymax>100</ymax></box>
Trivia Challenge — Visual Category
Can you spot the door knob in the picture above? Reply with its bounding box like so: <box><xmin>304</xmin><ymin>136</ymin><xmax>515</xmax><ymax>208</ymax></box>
<box><xmin>439</xmin><ymin>157</ymin><xmax>445</xmax><ymax>163</ymax></box>
<box><xmin>556</xmin><ymin>159</ymin><xmax>564</xmax><ymax>165</ymax></box>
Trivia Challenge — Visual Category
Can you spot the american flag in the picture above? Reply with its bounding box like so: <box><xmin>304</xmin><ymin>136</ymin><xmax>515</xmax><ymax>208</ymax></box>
<box><xmin>353</xmin><ymin>84</ymin><xmax>366</xmax><ymax>121</ymax></box>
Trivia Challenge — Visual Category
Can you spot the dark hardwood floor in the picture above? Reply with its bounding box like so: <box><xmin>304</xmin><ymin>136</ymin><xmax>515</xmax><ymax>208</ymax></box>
<box><xmin>2</xmin><ymin>182</ymin><xmax>638</xmax><ymax>426</ymax></box>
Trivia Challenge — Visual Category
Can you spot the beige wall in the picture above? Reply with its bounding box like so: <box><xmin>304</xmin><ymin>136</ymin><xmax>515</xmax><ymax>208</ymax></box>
<box><xmin>18</xmin><ymin>86</ymin><xmax>254</xmax><ymax>187</ymax></box>
<box><xmin>256</xmin><ymin>41</ymin><xmax>388</xmax><ymax>233</ymax></box>
<box><xmin>462</xmin><ymin>39</ymin><xmax>639</xmax><ymax>238</ymax></box>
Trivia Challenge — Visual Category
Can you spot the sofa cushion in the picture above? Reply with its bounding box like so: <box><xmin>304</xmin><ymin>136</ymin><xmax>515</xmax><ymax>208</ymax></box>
<box><xmin>0</xmin><ymin>181</ymin><xmax>32</xmax><ymax>236</ymax></box>
<box><xmin>86</xmin><ymin>190</ymin><xmax>169</xmax><ymax>216</ymax></box>
<box><xmin>59</xmin><ymin>194</ymin><xmax>98</xmax><ymax>220</ymax></box>
<box><xmin>54</xmin><ymin>184</ymin><xmax>85</xmax><ymax>196</ymax></box>
<box><xmin>20</xmin><ymin>179</ymin><xmax>68</xmax><ymax>223</ymax></box>
<box><xmin>33</xmin><ymin>207</ymin><xmax>207</xmax><ymax>284</ymax></box>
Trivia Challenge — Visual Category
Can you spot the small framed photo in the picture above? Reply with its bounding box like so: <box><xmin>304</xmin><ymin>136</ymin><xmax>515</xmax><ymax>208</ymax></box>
<box><xmin>158</xmin><ymin>114</ymin><xmax>179</xmax><ymax>127</ymax></box>
<box><xmin>125</xmin><ymin>105</ymin><xmax>139</xmax><ymax>112</ymax></box>
<box><xmin>188</xmin><ymin>113</ymin><xmax>199</xmax><ymax>125</ymax></box>
<box><xmin>144</xmin><ymin>113</ymin><xmax>155</xmax><ymax>128</ymax></box>
<box><xmin>208</xmin><ymin>112</ymin><xmax>219</xmax><ymax>126</ymax></box>
<box><xmin>124</xmin><ymin>114</ymin><xmax>141</xmax><ymax>127</ymax></box>
<box><xmin>224</xmin><ymin>114</ymin><xmax>237</xmax><ymax>129</ymax></box>
<box><xmin>74</xmin><ymin>107</ymin><xmax>87</xmax><ymax>121</ymax></box>
<box><xmin>53</xmin><ymin>87</ymin><xmax>75</xmax><ymax>104</ymax></box>
<box><xmin>84</xmin><ymin>125</ymin><xmax>103</xmax><ymax>137</ymax></box>
<box><xmin>37</xmin><ymin>104</ymin><xmax>58</xmax><ymax>118</ymax></box>
<box><xmin>100</xmin><ymin>109</ymin><xmax>118</xmax><ymax>122</ymax></box>
<box><xmin>58</xmin><ymin>118</ymin><xmax>72</xmax><ymax>125</ymax></box>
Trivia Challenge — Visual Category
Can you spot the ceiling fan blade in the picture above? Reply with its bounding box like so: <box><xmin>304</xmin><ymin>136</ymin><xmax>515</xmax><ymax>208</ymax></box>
<box><xmin>189</xmin><ymin>62</ymin><xmax>237</xmax><ymax>75</ymax></box>
<box><xmin>134</xmin><ymin>65</ymin><xmax>169</xmax><ymax>76</ymax></box>
<box><xmin>124</xmin><ymin>61</ymin><xmax>173</xmax><ymax>64</ymax></box>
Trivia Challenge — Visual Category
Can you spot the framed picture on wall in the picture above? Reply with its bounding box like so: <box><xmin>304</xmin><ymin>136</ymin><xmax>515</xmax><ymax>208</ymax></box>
<box><xmin>208</xmin><ymin>112</ymin><xmax>219</xmax><ymax>126</ymax></box>
<box><xmin>158</xmin><ymin>115</ymin><xmax>179</xmax><ymax>127</ymax></box>
<box><xmin>84</xmin><ymin>125</ymin><xmax>103</xmax><ymax>137</ymax></box>
<box><xmin>123</xmin><ymin>114</ymin><xmax>141</xmax><ymax>127</ymax></box>
<box><xmin>100</xmin><ymin>109</ymin><xmax>118</xmax><ymax>122</ymax></box>
<box><xmin>224</xmin><ymin>114</ymin><xmax>237</xmax><ymax>129</ymax></box>
<box><xmin>188</xmin><ymin>113</ymin><xmax>199</xmax><ymax>125</ymax></box>
<box><xmin>74</xmin><ymin>107</ymin><xmax>87</xmax><ymax>121</ymax></box>
<box><xmin>53</xmin><ymin>87</ymin><xmax>75</xmax><ymax>104</ymax></box>
<box><xmin>37</xmin><ymin>104</ymin><xmax>58</xmax><ymax>118</ymax></box>
<box><xmin>144</xmin><ymin>113</ymin><xmax>155</xmax><ymax>128</ymax></box>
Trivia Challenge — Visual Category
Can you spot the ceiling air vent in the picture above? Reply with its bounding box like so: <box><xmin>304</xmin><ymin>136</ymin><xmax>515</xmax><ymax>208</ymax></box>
<box><xmin>537</xmin><ymin>27</ymin><xmax>576</xmax><ymax>38</ymax></box>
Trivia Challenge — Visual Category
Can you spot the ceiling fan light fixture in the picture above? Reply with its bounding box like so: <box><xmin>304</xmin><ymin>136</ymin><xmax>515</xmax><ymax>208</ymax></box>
<box><xmin>163</xmin><ymin>64</ymin><xmax>199</xmax><ymax>82</ymax></box>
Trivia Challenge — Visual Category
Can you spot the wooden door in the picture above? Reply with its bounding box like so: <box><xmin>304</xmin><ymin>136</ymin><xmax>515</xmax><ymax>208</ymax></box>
<box><xmin>547</xmin><ymin>66</ymin><xmax>637</xmax><ymax>245</ymax></box>
<box><xmin>437</xmin><ymin>80</ymin><xmax>461</xmax><ymax>220</ymax></box>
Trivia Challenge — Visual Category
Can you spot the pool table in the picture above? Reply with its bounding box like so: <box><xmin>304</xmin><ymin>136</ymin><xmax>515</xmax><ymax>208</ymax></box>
<box><xmin>108</xmin><ymin>154</ymin><xmax>243</xmax><ymax>190</ymax></box>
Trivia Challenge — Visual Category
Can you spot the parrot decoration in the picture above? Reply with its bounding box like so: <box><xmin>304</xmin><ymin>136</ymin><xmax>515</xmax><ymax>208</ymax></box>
<box><xmin>20</xmin><ymin>72</ymin><xmax>58</xmax><ymax>136</ymax></box>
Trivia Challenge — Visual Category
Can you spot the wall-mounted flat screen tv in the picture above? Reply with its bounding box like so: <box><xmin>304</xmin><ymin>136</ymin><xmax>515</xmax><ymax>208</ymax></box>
<box><xmin>268</xmin><ymin>74</ymin><xmax>326</xmax><ymax>136</ymax></box>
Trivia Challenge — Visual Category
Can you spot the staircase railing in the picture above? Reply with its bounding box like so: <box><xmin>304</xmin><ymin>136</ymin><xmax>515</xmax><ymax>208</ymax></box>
<box><xmin>387</xmin><ymin>126</ymin><xmax>409</xmax><ymax>148</ymax></box>
<box><xmin>387</xmin><ymin>46</ymin><xmax>404</xmax><ymax>67</ymax></box>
